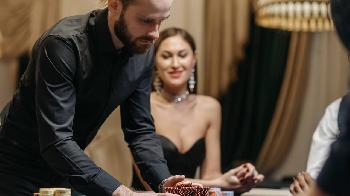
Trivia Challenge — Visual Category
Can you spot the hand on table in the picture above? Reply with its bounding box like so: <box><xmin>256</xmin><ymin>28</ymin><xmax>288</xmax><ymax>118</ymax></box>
<box><xmin>112</xmin><ymin>185</ymin><xmax>179</xmax><ymax>196</ymax></box>
<box><xmin>136</xmin><ymin>192</ymin><xmax>179</xmax><ymax>196</ymax></box>
<box><xmin>156</xmin><ymin>175</ymin><xmax>203</xmax><ymax>196</ymax></box>
<box><xmin>162</xmin><ymin>175</ymin><xmax>198</xmax><ymax>188</ymax></box>
<box><xmin>215</xmin><ymin>163</ymin><xmax>264</xmax><ymax>193</ymax></box>
<box><xmin>289</xmin><ymin>172</ymin><xmax>315</xmax><ymax>196</ymax></box>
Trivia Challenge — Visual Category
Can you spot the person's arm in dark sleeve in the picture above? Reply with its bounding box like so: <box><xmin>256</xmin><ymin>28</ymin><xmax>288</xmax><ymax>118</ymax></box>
<box><xmin>35</xmin><ymin>36</ymin><xmax>121</xmax><ymax>195</ymax></box>
<box><xmin>120</xmin><ymin>64</ymin><xmax>171</xmax><ymax>192</ymax></box>
<box><xmin>316</xmin><ymin>128</ymin><xmax>350</xmax><ymax>195</ymax></box>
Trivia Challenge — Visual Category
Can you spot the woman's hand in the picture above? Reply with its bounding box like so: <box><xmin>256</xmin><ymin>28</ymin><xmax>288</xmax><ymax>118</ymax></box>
<box><xmin>212</xmin><ymin>163</ymin><xmax>264</xmax><ymax>193</ymax></box>
<box><xmin>234</xmin><ymin>163</ymin><xmax>264</xmax><ymax>193</ymax></box>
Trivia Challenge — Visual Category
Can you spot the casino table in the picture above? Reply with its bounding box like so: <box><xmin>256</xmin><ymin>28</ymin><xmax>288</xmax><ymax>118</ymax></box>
<box><xmin>242</xmin><ymin>188</ymin><xmax>292</xmax><ymax>196</ymax></box>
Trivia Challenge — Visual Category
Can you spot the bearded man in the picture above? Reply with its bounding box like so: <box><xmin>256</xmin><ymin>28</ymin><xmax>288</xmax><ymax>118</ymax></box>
<box><xmin>0</xmin><ymin>0</ymin><xmax>184</xmax><ymax>195</ymax></box>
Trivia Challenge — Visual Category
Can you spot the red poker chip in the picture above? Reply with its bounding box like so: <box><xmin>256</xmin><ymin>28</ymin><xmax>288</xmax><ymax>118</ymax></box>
<box><xmin>165</xmin><ymin>186</ymin><xmax>210</xmax><ymax>196</ymax></box>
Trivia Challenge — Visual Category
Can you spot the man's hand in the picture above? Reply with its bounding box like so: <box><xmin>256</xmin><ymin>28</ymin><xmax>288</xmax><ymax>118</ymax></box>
<box><xmin>158</xmin><ymin>175</ymin><xmax>202</xmax><ymax>192</ymax></box>
<box><xmin>112</xmin><ymin>185</ymin><xmax>179</xmax><ymax>196</ymax></box>
<box><xmin>289</xmin><ymin>172</ymin><xmax>315</xmax><ymax>196</ymax></box>
<box><xmin>170</xmin><ymin>176</ymin><xmax>203</xmax><ymax>188</ymax></box>
<box><xmin>161</xmin><ymin>175</ymin><xmax>186</xmax><ymax>188</ymax></box>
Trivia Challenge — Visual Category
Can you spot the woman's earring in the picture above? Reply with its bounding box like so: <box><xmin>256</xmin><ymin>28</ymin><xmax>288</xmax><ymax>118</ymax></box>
<box><xmin>153</xmin><ymin>73</ymin><xmax>162</xmax><ymax>93</ymax></box>
<box><xmin>188</xmin><ymin>68</ymin><xmax>196</xmax><ymax>93</ymax></box>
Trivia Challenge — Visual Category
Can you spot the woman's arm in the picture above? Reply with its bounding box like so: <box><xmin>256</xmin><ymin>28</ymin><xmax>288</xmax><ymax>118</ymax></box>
<box><xmin>186</xmin><ymin>163</ymin><xmax>263</xmax><ymax>191</ymax></box>
<box><xmin>199</xmin><ymin>97</ymin><xmax>222</xmax><ymax>180</ymax></box>
<box><xmin>193</xmin><ymin>97</ymin><xmax>263</xmax><ymax>191</ymax></box>
<box><xmin>192</xmin><ymin>97</ymin><xmax>242</xmax><ymax>188</ymax></box>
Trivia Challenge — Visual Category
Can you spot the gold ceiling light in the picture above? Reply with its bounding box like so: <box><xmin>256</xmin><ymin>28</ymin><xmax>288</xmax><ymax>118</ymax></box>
<box><xmin>255</xmin><ymin>0</ymin><xmax>333</xmax><ymax>32</ymax></box>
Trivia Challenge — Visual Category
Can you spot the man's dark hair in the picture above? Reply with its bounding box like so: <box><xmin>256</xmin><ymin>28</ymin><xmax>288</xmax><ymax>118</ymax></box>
<box><xmin>331</xmin><ymin>0</ymin><xmax>350</xmax><ymax>50</ymax></box>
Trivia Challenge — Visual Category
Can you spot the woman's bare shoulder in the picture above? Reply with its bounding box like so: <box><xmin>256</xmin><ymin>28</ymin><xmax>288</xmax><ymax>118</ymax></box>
<box><xmin>195</xmin><ymin>95</ymin><xmax>221</xmax><ymax>111</ymax></box>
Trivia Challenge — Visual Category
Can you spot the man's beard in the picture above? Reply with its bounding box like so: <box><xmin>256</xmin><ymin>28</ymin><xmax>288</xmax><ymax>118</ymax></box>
<box><xmin>114</xmin><ymin>12</ymin><xmax>154</xmax><ymax>54</ymax></box>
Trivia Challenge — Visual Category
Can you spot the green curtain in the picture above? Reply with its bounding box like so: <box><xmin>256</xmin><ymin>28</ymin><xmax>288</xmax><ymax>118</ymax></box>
<box><xmin>220</xmin><ymin>20</ymin><xmax>291</xmax><ymax>171</ymax></box>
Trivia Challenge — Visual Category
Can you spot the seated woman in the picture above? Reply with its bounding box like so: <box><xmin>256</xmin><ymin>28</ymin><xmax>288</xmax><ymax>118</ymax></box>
<box><xmin>132</xmin><ymin>27</ymin><xmax>264</xmax><ymax>193</ymax></box>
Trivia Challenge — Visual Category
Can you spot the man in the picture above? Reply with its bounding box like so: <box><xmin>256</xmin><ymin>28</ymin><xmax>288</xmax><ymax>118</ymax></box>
<box><xmin>306</xmin><ymin>0</ymin><xmax>350</xmax><ymax>195</ymax></box>
<box><xmin>0</xmin><ymin>0</ymin><xmax>184</xmax><ymax>195</ymax></box>
<box><xmin>290</xmin><ymin>98</ymin><xmax>340</xmax><ymax>195</ymax></box>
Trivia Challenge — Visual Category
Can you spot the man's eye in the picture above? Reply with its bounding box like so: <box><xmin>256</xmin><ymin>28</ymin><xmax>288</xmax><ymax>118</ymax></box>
<box><xmin>142</xmin><ymin>19</ymin><xmax>154</xmax><ymax>24</ymax></box>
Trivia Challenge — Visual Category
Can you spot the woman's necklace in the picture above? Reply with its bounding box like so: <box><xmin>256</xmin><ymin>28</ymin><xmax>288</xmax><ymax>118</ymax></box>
<box><xmin>160</xmin><ymin>90</ymin><xmax>190</xmax><ymax>103</ymax></box>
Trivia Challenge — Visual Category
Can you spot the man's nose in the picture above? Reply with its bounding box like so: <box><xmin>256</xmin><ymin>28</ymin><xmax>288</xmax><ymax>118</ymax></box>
<box><xmin>148</xmin><ymin>24</ymin><xmax>160</xmax><ymax>40</ymax></box>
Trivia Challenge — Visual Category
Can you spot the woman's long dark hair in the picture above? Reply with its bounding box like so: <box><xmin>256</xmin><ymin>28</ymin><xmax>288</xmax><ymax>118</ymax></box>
<box><xmin>153</xmin><ymin>27</ymin><xmax>198</xmax><ymax>94</ymax></box>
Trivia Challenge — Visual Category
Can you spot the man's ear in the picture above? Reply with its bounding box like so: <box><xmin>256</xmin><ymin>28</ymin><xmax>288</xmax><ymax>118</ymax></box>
<box><xmin>108</xmin><ymin>0</ymin><xmax>123</xmax><ymax>18</ymax></box>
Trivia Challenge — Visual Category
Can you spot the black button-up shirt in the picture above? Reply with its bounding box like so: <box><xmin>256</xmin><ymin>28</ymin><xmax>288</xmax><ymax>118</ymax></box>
<box><xmin>0</xmin><ymin>8</ymin><xmax>171</xmax><ymax>195</ymax></box>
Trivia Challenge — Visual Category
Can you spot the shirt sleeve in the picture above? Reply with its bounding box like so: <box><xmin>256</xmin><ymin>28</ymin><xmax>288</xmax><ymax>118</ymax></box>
<box><xmin>120</xmin><ymin>64</ymin><xmax>171</xmax><ymax>191</ymax></box>
<box><xmin>306</xmin><ymin>99</ymin><xmax>341</xmax><ymax>179</ymax></box>
<box><xmin>35</xmin><ymin>36</ymin><xmax>121</xmax><ymax>195</ymax></box>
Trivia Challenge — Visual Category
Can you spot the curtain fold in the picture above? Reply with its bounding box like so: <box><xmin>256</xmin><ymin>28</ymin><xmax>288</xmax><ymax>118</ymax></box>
<box><xmin>204</xmin><ymin>0</ymin><xmax>250</xmax><ymax>98</ymax></box>
<box><xmin>30</xmin><ymin>0</ymin><xmax>61</xmax><ymax>50</ymax></box>
<box><xmin>271</xmin><ymin>32</ymin><xmax>349</xmax><ymax>179</ymax></box>
<box><xmin>256</xmin><ymin>32</ymin><xmax>310</xmax><ymax>175</ymax></box>
<box><xmin>220</xmin><ymin>20</ymin><xmax>291</xmax><ymax>171</ymax></box>
<box><xmin>0</xmin><ymin>1</ymin><xmax>32</xmax><ymax>59</ymax></box>
<box><xmin>0</xmin><ymin>0</ymin><xmax>60</xmax><ymax>59</ymax></box>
